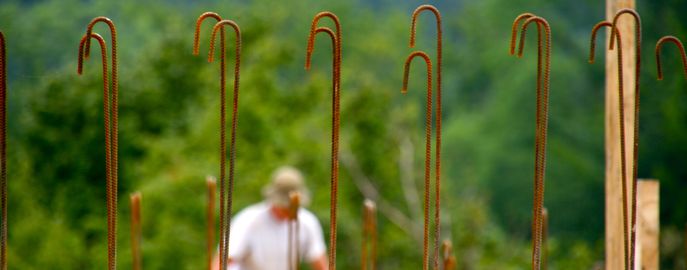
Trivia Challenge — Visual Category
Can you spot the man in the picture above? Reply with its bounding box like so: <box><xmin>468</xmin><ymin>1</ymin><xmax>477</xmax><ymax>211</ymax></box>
<box><xmin>212</xmin><ymin>166</ymin><xmax>328</xmax><ymax>270</ymax></box>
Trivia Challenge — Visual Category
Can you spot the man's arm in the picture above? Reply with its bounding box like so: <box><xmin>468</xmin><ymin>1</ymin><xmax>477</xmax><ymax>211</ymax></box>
<box><xmin>309</xmin><ymin>254</ymin><xmax>328</xmax><ymax>270</ymax></box>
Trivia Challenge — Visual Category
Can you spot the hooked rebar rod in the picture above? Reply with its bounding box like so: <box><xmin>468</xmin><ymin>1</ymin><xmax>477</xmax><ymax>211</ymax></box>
<box><xmin>193</xmin><ymin>12</ymin><xmax>231</xmax><ymax>270</ymax></box>
<box><xmin>78</xmin><ymin>17</ymin><xmax>119</xmax><ymax>269</ymax></box>
<box><xmin>305</xmin><ymin>11</ymin><xmax>342</xmax><ymax>270</ymax></box>
<box><xmin>655</xmin><ymin>36</ymin><xmax>687</xmax><ymax>80</ymax></box>
<box><xmin>410</xmin><ymin>6</ymin><xmax>443</xmax><ymax>269</ymax></box>
<box><xmin>208</xmin><ymin>19</ymin><xmax>242</xmax><ymax>270</ymax></box>
<box><xmin>610</xmin><ymin>10</ymin><xmax>642</xmax><ymax>269</ymax></box>
<box><xmin>401</xmin><ymin>50</ymin><xmax>433</xmax><ymax>270</ymax></box>
<box><xmin>510</xmin><ymin>14</ymin><xmax>551</xmax><ymax>270</ymax></box>
<box><xmin>590</xmin><ymin>20</ymin><xmax>634</xmax><ymax>270</ymax></box>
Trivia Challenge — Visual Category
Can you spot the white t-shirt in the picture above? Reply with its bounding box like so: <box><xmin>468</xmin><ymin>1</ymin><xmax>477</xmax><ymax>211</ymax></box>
<box><xmin>226</xmin><ymin>202</ymin><xmax>326</xmax><ymax>270</ymax></box>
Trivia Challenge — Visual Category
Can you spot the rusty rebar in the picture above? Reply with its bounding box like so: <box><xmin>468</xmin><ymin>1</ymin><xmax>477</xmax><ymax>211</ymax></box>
<box><xmin>208</xmin><ymin>19</ymin><xmax>241</xmax><ymax>270</ymax></box>
<box><xmin>130</xmin><ymin>192</ymin><xmax>142</xmax><ymax>270</ymax></box>
<box><xmin>361</xmin><ymin>199</ymin><xmax>377</xmax><ymax>270</ymax></box>
<box><xmin>410</xmin><ymin>6</ymin><xmax>443</xmax><ymax>269</ymax></box>
<box><xmin>510</xmin><ymin>14</ymin><xmax>551</xmax><ymax>270</ymax></box>
<box><xmin>193</xmin><ymin>12</ymin><xmax>231</xmax><ymax>270</ymax></box>
<box><xmin>401</xmin><ymin>50</ymin><xmax>433</xmax><ymax>270</ymax></box>
<box><xmin>206</xmin><ymin>176</ymin><xmax>217</xmax><ymax>270</ymax></box>
<box><xmin>610</xmin><ymin>10</ymin><xmax>642</xmax><ymax>269</ymax></box>
<box><xmin>0</xmin><ymin>30</ymin><xmax>6</xmax><ymax>270</ymax></box>
<box><xmin>509</xmin><ymin>13</ymin><xmax>535</xmax><ymax>56</ymax></box>
<box><xmin>441</xmin><ymin>240</ymin><xmax>456</xmax><ymax>270</ymax></box>
<box><xmin>78</xmin><ymin>17</ymin><xmax>119</xmax><ymax>268</ymax></box>
<box><xmin>305</xmin><ymin>11</ymin><xmax>342</xmax><ymax>270</ymax></box>
<box><xmin>288</xmin><ymin>192</ymin><xmax>301</xmax><ymax>270</ymax></box>
<box><xmin>655</xmin><ymin>36</ymin><xmax>687</xmax><ymax>80</ymax></box>
<box><xmin>590</xmin><ymin>20</ymin><xmax>631</xmax><ymax>270</ymax></box>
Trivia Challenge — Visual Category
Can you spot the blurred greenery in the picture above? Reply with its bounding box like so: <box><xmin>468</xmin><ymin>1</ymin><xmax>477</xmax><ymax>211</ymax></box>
<box><xmin>1</xmin><ymin>0</ymin><xmax>686</xmax><ymax>269</ymax></box>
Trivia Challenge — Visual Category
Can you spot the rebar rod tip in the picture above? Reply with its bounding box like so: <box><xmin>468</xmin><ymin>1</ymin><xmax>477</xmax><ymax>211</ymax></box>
<box><xmin>510</xmin><ymin>13</ymin><xmax>536</xmax><ymax>55</ymax></box>
<box><xmin>208</xmin><ymin>19</ymin><xmax>241</xmax><ymax>63</ymax></box>
<box><xmin>410</xmin><ymin>4</ymin><xmax>441</xmax><ymax>48</ymax></box>
<box><xmin>363</xmin><ymin>199</ymin><xmax>376</xmax><ymax>211</ymax></box>
<box><xmin>609</xmin><ymin>9</ymin><xmax>640</xmax><ymax>51</ymax></box>
<box><xmin>194</xmin><ymin>12</ymin><xmax>222</xmax><ymax>56</ymax></box>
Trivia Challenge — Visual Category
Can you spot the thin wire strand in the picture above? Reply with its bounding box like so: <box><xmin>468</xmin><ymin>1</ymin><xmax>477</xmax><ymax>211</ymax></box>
<box><xmin>401</xmin><ymin>50</ymin><xmax>433</xmax><ymax>270</ymax></box>
<box><xmin>410</xmin><ymin>6</ymin><xmax>442</xmax><ymax>269</ymax></box>
<box><xmin>305</xmin><ymin>12</ymin><xmax>341</xmax><ymax>270</ymax></box>
<box><xmin>209</xmin><ymin>19</ymin><xmax>241</xmax><ymax>270</ymax></box>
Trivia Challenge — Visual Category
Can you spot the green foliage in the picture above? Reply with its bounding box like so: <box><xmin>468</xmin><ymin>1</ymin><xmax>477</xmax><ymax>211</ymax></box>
<box><xmin>2</xmin><ymin>0</ymin><xmax>687</xmax><ymax>269</ymax></box>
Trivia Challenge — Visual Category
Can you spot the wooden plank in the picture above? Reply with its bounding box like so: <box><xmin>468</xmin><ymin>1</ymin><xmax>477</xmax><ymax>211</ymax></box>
<box><xmin>605</xmin><ymin>0</ymin><xmax>636</xmax><ymax>269</ymax></box>
<box><xmin>636</xmin><ymin>180</ymin><xmax>659</xmax><ymax>270</ymax></box>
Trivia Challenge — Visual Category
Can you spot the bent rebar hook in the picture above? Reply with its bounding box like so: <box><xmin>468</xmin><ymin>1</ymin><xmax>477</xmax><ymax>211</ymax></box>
<box><xmin>655</xmin><ymin>36</ymin><xmax>687</xmax><ymax>80</ymax></box>
<box><xmin>401</xmin><ymin>50</ymin><xmax>433</xmax><ymax>270</ymax></box>
<box><xmin>0</xmin><ymin>30</ymin><xmax>7</xmax><ymax>270</ymax></box>
<box><xmin>208</xmin><ymin>19</ymin><xmax>242</xmax><ymax>270</ymax></box>
<box><xmin>509</xmin><ymin>14</ymin><xmax>551</xmax><ymax>270</ymax></box>
<box><xmin>410</xmin><ymin>6</ymin><xmax>443</xmax><ymax>269</ymax></box>
<box><xmin>305</xmin><ymin>11</ymin><xmax>342</xmax><ymax>270</ymax></box>
<box><xmin>590</xmin><ymin>20</ymin><xmax>632</xmax><ymax>270</ymax></box>
<box><xmin>77</xmin><ymin>16</ymin><xmax>119</xmax><ymax>269</ymax></box>
<box><xmin>610</xmin><ymin>10</ymin><xmax>642</xmax><ymax>270</ymax></box>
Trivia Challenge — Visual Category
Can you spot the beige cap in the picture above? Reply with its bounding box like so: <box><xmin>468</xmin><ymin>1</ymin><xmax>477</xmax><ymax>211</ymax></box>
<box><xmin>262</xmin><ymin>166</ymin><xmax>311</xmax><ymax>207</ymax></box>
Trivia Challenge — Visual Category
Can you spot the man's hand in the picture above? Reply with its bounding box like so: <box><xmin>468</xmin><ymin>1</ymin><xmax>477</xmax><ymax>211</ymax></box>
<box><xmin>211</xmin><ymin>254</ymin><xmax>234</xmax><ymax>270</ymax></box>
<box><xmin>310</xmin><ymin>254</ymin><xmax>328</xmax><ymax>270</ymax></box>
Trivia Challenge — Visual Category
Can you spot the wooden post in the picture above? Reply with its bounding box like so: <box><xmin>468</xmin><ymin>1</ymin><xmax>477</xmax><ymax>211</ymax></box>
<box><xmin>605</xmin><ymin>0</ymin><xmax>636</xmax><ymax>269</ymax></box>
<box><xmin>636</xmin><ymin>180</ymin><xmax>659</xmax><ymax>270</ymax></box>
<box><xmin>206</xmin><ymin>176</ymin><xmax>217</xmax><ymax>270</ymax></box>
<box><xmin>362</xmin><ymin>199</ymin><xmax>377</xmax><ymax>270</ymax></box>
<box><xmin>130</xmin><ymin>192</ymin><xmax>142</xmax><ymax>270</ymax></box>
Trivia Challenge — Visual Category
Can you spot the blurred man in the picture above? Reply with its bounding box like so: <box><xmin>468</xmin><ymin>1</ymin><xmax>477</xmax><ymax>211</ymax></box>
<box><xmin>212</xmin><ymin>166</ymin><xmax>328</xmax><ymax>270</ymax></box>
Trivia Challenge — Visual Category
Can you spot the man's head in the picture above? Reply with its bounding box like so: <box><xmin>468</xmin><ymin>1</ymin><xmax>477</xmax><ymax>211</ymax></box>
<box><xmin>262</xmin><ymin>166</ymin><xmax>311</xmax><ymax>209</ymax></box>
